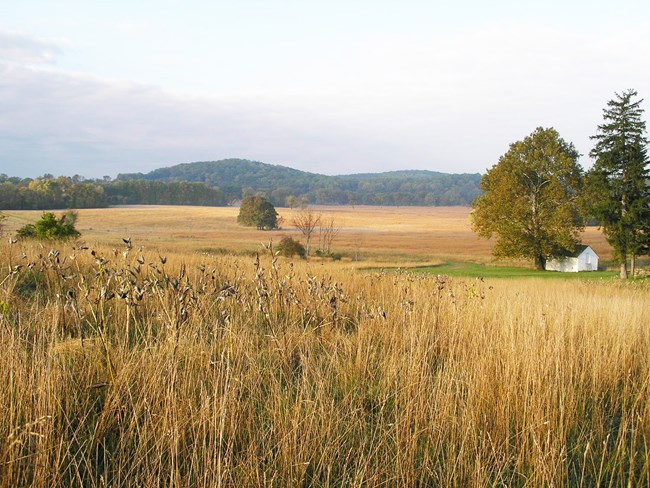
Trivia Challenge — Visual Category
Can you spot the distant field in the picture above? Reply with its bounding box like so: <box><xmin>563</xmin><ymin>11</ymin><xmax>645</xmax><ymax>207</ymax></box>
<box><xmin>2</xmin><ymin>205</ymin><xmax>613</xmax><ymax>264</ymax></box>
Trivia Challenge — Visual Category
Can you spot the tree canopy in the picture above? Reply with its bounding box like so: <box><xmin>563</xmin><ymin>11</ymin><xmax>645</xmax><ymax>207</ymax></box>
<box><xmin>116</xmin><ymin>159</ymin><xmax>482</xmax><ymax>207</ymax></box>
<box><xmin>0</xmin><ymin>175</ymin><xmax>225</xmax><ymax>210</ymax></box>
<box><xmin>472</xmin><ymin>127</ymin><xmax>585</xmax><ymax>269</ymax></box>
<box><xmin>0</xmin><ymin>175</ymin><xmax>107</xmax><ymax>210</ymax></box>
<box><xmin>588</xmin><ymin>89</ymin><xmax>650</xmax><ymax>278</ymax></box>
<box><xmin>1</xmin><ymin>161</ymin><xmax>482</xmax><ymax>210</ymax></box>
<box><xmin>237</xmin><ymin>196</ymin><xmax>280</xmax><ymax>230</ymax></box>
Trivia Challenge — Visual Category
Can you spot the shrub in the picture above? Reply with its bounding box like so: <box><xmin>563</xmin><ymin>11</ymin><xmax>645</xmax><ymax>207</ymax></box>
<box><xmin>276</xmin><ymin>236</ymin><xmax>306</xmax><ymax>258</ymax></box>
<box><xmin>315</xmin><ymin>249</ymin><xmax>343</xmax><ymax>260</ymax></box>
<box><xmin>16</xmin><ymin>211</ymin><xmax>80</xmax><ymax>240</ymax></box>
<box><xmin>16</xmin><ymin>224</ymin><xmax>37</xmax><ymax>239</ymax></box>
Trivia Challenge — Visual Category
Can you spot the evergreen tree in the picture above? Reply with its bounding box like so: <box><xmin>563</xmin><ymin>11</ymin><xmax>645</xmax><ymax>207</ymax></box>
<box><xmin>588</xmin><ymin>89</ymin><xmax>650</xmax><ymax>278</ymax></box>
<box><xmin>472</xmin><ymin>127</ymin><xmax>585</xmax><ymax>269</ymax></box>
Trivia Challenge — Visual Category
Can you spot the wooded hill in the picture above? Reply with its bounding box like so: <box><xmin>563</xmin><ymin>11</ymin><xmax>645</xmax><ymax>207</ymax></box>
<box><xmin>0</xmin><ymin>159</ymin><xmax>481</xmax><ymax>210</ymax></box>
<box><xmin>116</xmin><ymin>158</ymin><xmax>481</xmax><ymax>207</ymax></box>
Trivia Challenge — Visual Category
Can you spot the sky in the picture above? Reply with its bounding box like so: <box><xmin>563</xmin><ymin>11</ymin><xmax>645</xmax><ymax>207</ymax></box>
<box><xmin>1</xmin><ymin>0</ymin><xmax>649</xmax><ymax>178</ymax></box>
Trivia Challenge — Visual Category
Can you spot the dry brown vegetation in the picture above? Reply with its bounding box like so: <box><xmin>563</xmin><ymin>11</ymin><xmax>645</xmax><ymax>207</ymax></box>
<box><xmin>0</xmin><ymin>205</ymin><xmax>614</xmax><ymax>263</ymax></box>
<box><xmin>0</xmin><ymin>219</ymin><xmax>648</xmax><ymax>486</ymax></box>
<box><xmin>0</xmin><ymin>206</ymin><xmax>643</xmax><ymax>486</ymax></box>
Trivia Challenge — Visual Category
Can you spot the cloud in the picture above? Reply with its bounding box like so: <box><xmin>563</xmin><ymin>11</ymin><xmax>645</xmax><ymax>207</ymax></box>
<box><xmin>1</xmin><ymin>22</ymin><xmax>649</xmax><ymax>179</ymax></box>
<box><xmin>0</xmin><ymin>62</ymin><xmax>406</xmax><ymax>178</ymax></box>
<box><xmin>0</xmin><ymin>31</ymin><xmax>63</xmax><ymax>64</ymax></box>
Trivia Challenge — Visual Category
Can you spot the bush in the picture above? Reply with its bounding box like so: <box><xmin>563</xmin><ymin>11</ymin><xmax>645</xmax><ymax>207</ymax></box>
<box><xmin>16</xmin><ymin>211</ymin><xmax>80</xmax><ymax>240</ymax></box>
<box><xmin>315</xmin><ymin>249</ymin><xmax>343</xmax><ymax>261</ymax></box>
<box><xmin>16</xmin><ymin>224</ymin><xmax>37</xmax><ymax>239</ymax></box>
<box><xmin>276</xmin><ymin>236</ymin><xmax>306</xmax><ymax>258</ymax></box>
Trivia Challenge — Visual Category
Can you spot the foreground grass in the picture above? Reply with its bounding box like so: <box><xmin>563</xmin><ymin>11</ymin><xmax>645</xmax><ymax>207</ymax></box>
<box><xmin>0</xmin><ymin>240</ymin><xmax>648</xmax><ymax>486</ymax></box>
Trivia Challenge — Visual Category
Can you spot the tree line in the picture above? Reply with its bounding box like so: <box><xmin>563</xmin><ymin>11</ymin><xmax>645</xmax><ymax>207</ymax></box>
<box><xmin>0</xmin><ymin>176</ymin><xmax>226</xmax><ymax>210</ymax></box>
<box><xmin>472</xmin><ymin>89</ymin><xmax>650</xmax><ymax>279</ymax></box>
<box><xmin>0</xmin><ymin>167</ymin><xmax>482</xmax><ymax>210</ymax></box>
<box><xmin>0</xmin><ymin>176</ymin><xmax>107</xmax><ymax>210</ymax></box>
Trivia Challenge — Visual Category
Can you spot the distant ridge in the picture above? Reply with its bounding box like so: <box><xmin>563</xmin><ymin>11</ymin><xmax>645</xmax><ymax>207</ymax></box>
<box><xmin>117</xmin><ymin>158</ymin><xmax>481</xmax><ymax>206</ymax></box>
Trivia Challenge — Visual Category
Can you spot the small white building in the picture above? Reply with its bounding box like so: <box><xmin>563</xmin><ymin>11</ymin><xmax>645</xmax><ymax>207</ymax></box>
<box><xmin>545</xmin><ymin>245</ymin><xmax>599</xmax><ymax>273</ymax></box>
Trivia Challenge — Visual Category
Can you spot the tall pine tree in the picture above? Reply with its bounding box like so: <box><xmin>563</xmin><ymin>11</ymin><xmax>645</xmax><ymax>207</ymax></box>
<box><xmin>589</xmin><ymin>89</ymin><xmax>650</xmax><ymax>278</ymax></box>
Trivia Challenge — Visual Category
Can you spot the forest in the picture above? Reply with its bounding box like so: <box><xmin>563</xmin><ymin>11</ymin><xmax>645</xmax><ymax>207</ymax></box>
<box><xmin>0</xmin><ymin>160</ymin><xmax>482</xmax><ymax>211</ymax></box>
<box><xmin>117</xmin><ymin>158</ymin><xmax>482</xmax><ymax>206</ymax></box>
<box><xmin>0</xmin><ymin>160</ymin><xmax>481</xmax><ymax>210</ymax></box>
<box><xmin>0</xmin><ymin>175</ymin><xmax>225</xmax><ymax>210</ymax></box>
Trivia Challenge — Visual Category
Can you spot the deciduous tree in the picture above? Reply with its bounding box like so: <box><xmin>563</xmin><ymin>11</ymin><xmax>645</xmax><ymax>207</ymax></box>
<box><xmin>472</xmin><ymin>127</ymin><xmax>585</xmax><ymax>269</ymax></box>
<box><xmin>237</xmin><ymin>195</ymin><xmax>280</xmax><ymax>230</ymax></box>
<box><xmin>292</xmin><ymin>209</ymin><xmax>321</xmax><ymax>257</ymax></box>
<box><xmin>318</xmin><ymin>216</ymin><xmax>340</xmax><ymax>255</ymax></box>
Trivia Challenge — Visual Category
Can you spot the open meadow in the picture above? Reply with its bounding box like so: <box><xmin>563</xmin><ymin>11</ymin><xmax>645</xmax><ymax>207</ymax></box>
<box><xmin>1</xmin><ymin>206</ymin><xmax>648</xmax><ymax>486</ymax></box>
<box><xmin>2</xmin><ymin>205</ymin><xmax>613</xmax><ymax>264</ymax></box>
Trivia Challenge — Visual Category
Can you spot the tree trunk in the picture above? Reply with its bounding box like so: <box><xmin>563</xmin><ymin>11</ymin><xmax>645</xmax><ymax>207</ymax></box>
<box><xmin>631</xmin><ymin>254</ymin><xmax>636</xmax><ymax>277</ymax></box>
<box><xmin>534</xmin><ymin>255</ymin><xmax>545</xmax><ymax>270</ymax></box>
<box><xmin>620</xmin><ymin>261</ymin><xmax>628</xmax><ymax>279</ymax></box>
<box><xmin>620</xmin><ymin>195</ymin><xmax>629</xmax><ymax>279</ymax></box>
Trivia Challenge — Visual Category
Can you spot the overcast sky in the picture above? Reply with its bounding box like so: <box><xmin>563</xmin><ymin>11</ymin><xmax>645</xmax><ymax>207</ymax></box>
<box><xmin>1</xmin><ymin>0</ymin><xmax>649</xmax><ymax>178</ymax></box>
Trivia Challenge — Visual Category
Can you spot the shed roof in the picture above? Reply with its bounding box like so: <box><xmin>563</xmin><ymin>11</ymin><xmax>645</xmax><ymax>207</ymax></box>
<box><xmin>557</xmin><ymin>245</ymin><xmax>596</xmax><ymax>258</ymax></box>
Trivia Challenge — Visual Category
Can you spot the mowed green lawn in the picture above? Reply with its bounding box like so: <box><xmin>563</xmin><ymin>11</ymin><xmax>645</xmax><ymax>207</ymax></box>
<box><xmin>390</xmin><ymin>261</ymin><xmax>620</xmax><ymax>280</ymax></box>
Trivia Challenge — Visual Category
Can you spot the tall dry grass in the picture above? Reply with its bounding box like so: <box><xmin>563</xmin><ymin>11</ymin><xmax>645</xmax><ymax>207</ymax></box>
<box><xmin>0</xmin><ymin>239</ymin><xmax>648</xmax><ymax>486</ymax></box>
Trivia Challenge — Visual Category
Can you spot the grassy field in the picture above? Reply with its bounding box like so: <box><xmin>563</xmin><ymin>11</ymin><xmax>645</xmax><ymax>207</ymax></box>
<box><xmin>2</xmin><ymin>205</ymin><xmax>614</xmax><ymax>264</ymax></box>
<box><xmin>381</xmin><ymin>261</ymin><xmax>621</xmax><ymax>280</ymax></box>
<box><xmin>1</xmin><ymin>206</ymin><xmax>648</xmax><ymax>486</ymax></box>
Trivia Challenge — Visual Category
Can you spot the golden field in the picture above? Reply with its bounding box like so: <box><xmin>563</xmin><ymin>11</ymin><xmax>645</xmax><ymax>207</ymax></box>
<box><xmin>1</xmin><ymin>206</ymin><xmax>647</xmax><ymax>487</ymax></box>
<box><xmin>2</xmin><ymin>205</ymin><xmax>613</xmax><ymax>263</ymax></box>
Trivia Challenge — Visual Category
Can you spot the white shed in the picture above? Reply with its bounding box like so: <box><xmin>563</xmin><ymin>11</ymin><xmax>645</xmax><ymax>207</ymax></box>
<box><xmin>545</xmin><ymin>245</ymin><xmax>599</xmax><ymax>272</ymax></box>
